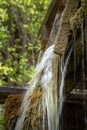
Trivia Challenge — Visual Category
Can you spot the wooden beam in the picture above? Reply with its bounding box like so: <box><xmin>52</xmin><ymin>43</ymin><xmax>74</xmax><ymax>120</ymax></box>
<box><xmin>0</xmin><ymin>86</ymin><xmax>26</xmax><ymax>94</ymax></box>
<box><xmin>1</xmin><ymin>86</ymin><xmax>87</xmax><ymax>105</ymax></box>
<box><xmin>65</xmin><ymin>89</ymin><xmax>87</xmax><ymax>104</ymax></box>
<box><xmin>38</xmin><ymin>0</ymin><xmax>65</xmax><ymax>36</ymax></box>
<box><xmin>0</xmin><ymin>86</ymin><xmax>27</xmax><ymax>104</ymax></box>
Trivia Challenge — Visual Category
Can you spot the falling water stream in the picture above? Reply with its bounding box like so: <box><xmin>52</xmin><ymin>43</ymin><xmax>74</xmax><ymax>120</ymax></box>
<box><xmin>74</xmin><ymin>36</ymin><xmax>76</xmax><ymax>83</ymax></box>
<box><xmin>15</xmin><ymin>45</ymin><xmax>57</xmax><ymax>130</ymax></box>
<box><xmin>14</xmin><ymin>22</ymin><xmax>86</xmax><ymax>130</ymax></box>
<box><xmin>15</xmin><ymin>41</ymin><xmax>73</xmax><ymax>130</ymax></box>
<box><xmin>57</xmin><ymin>45</ymin><xmax>73</xmax><ymax>130</ymax></box>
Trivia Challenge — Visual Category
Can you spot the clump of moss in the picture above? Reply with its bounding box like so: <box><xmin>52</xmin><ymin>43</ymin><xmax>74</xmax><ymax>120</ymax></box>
<box><xmin>70</xmin><ymin>0</ymin><xmax>87</xmax><ymax>35</ymax></box>
<box><xmin>70</xmin><ymin>7</ymin><xmax>84</xmax><ymax>34</ymax></box>
<box><xmin>81</xmin><ymin>0</ymin><xmax>87</xmax><ymax>10</ymax></box>
<box><xmin>5</xmin><ymin>87</ymin><xmax>44</xmax><ymax>130</ymax></box>
<box><xmin>5</xmin><ymin>94</ymin><xmax>24</xmax><ymax>130</ymax></box>
<box><xmin>23</xmin><ymin>87</ymin><xmax>44</xmax><ymax>130</ymax></box>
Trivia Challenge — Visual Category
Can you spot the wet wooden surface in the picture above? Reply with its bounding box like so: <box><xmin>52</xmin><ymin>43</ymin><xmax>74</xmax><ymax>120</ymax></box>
<box><xmin>61</xmin><ymin>97</ymin><xmax>87</xmax><ymax>130</ymax></box>
<box><xmin>61</xmin><ymin>89</ymin><xmax>87</xmax><ymax>130</ymax></box>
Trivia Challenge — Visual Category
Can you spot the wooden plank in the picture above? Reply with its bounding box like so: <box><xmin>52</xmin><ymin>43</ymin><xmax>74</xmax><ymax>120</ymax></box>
<box><xmin>1</xmin><ymin>86</ymin><xmax>87</xmax><ymax>104</ymax></box>
<box><xmin>43</xmin><ymin>0</ymin><xmax>64</xmax><ymax>25</ymax></box>
<box><xmin>61</xmin><ymin>101</ymin><xmax>86</xmax><ymax>130</ymax></box>
<box><xmin>61</xmin><ymin>90</ymin><xmax>87</xmax><ymax>129</ymax></box>
<box><xmin>65</xmin><ymin>89</ymin><xmax>87</xmax><ymax>104</ymax></box>
<box><xmin>0</xmin><ymin>86</ymin><xmax>26</xmax><ymax>94</ymax></box>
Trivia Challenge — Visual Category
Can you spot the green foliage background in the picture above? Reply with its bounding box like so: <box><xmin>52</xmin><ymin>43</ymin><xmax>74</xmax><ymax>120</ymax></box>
<box><xmin>0</xmin><ymin>0</ymin><xmax>50</xmax><ymax>86</ymax></box>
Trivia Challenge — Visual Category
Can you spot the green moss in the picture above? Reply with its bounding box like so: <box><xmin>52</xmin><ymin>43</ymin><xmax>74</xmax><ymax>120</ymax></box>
<box><xmin>70</xmin><ymin>0</ymin><xmax>87</xmax><ymax>35</ymax></box>
<box><xmin>54</xmin><ymin>0</ymin><xmax>79</xmax><ymax>56</ymax></box>
<box><xmin>5</xmin><ymin>94</ymin><xmax>23</xmax><ymax>130</ymax></box>
<box><xmin>5</xmin><ymin>87</ymin><xmax>43</xmax><ymax>130</ymax></box>
<box><xmin>23</xmin><ymin>87</ymin><xmax>43</xmax><ymax>130</ymax></box>
<box><xmin>70</xmin><ymin>8</ymin><xmax>83</xmax><ymax>35</ymax></box>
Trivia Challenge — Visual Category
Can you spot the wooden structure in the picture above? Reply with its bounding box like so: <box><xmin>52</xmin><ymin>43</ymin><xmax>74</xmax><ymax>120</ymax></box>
<box><xmin>0</xmin><ymin>86</ymin><xmax>87</xmax><ymax>102</ymax></box>
<box><xmin>39</xmin><ymin>0</ymin><xmax>87</xmax><ymax>129</ymax></box>
<box><xmin>0</xmin><ymin>87</ymin><xmax>27</xmax><ymax>104</ymax></box>
<box><xmin>2</xmin><ymin>0</ymin><xmax>87</xmax><ymax>129</ymax></box>
<box><xmin>38</xmin><ymin>0</ymin><xmax>66</xmax><ymax>47</ymax></box>
<box><xmin>61</xmin><ymin>89</ymin><xmax>87</xmax><ymax>130</ymax></box>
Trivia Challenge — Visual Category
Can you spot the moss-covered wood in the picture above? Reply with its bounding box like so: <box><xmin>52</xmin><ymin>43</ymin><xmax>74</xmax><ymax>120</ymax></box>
<box><xmin>23</xmin><ymin>87</ymin><xmax>43</xmax><ymax>130</ymax></box>
<box><xmin>54</xmin><ymin>0</ymin><xmax>79</xmax><ymax>56</ymax></box>
<box><xmin>53</xmin><ymin>0</ymin><xmax>87</xmax><ymax>94</ymax></box>
<box><xmin>5</xmin><ymin>87</ymin><xmax>44</xmax><ymax>130</ymax></box>
<box><xmin>5</xmin><ymin>94</ymin><xmax>24</xmax><ymax>130</ymax></box>
<box><xmin>70</xmin><ymin>0</ymin><xmax>87</xmax><ymax>35</ymax></box>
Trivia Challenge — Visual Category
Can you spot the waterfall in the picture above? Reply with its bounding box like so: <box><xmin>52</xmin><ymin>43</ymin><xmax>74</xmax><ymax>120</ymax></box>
<box><xmin>74</xmin><ymin>36</ymin><xmax>76</xmax><ymax>83</ymax></box>
<box><xmin>57</xmin><ymin>45</ymin><xmax>73</xmax><ymax>130</ymax></box>
<box><xmin>15</xmin><ymin>45</ymin><xmax>57</xmax><ymax>130</ymax></box>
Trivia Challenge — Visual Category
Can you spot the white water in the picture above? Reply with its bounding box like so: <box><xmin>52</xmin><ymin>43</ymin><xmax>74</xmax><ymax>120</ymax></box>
<box><xmin>57</xmin><ymin>46</ymin><xmax>73</xmax><ymax>130</ymax></box>
<box><xmin>15</xmin><ymin>45</ymin><xmax>57</xmax><ymax>130</ymax></box>
<box><xmin>74</xmin><ymin>37</ymin><xmax>76</xmax><ymax>83</ymax></box>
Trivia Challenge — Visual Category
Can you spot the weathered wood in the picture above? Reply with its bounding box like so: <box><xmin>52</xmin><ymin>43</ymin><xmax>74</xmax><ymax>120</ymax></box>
<box><xmin>65</xmin><ymin>89</ymin><xmax>87</xmax><ymax>104</ymax></box>
<box><xmin>61</xmin><ymin>88</ymin><xmax>87</xmax><ymax>130</ymax></box>
<box><xmin>0</xmin><ymin>87</ymin><xmax>27</xmax><ymax>104</ymax></box>
<box><xmin>54</xmin><ymin>0</ymin><xmax>79</xmax><ymax>56</ymax></box>
<box><xmin>61</xmin><ymin>101</ymin><xmax>86</xmax><ymax>130</ymax></box>
<box><xmin>1</xmin><ymin>86</ymin><xmax>87</xmax><ymax>104</ymax></box>
<box><xmin>38</xmin><ymin>0</ymin><xmax>66</xmax><ymax>46</ymax></box>
<box><xmin>40</xmin><ymin>0</ymin><xmax>66</xmax><ymax>26</ymax></box>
